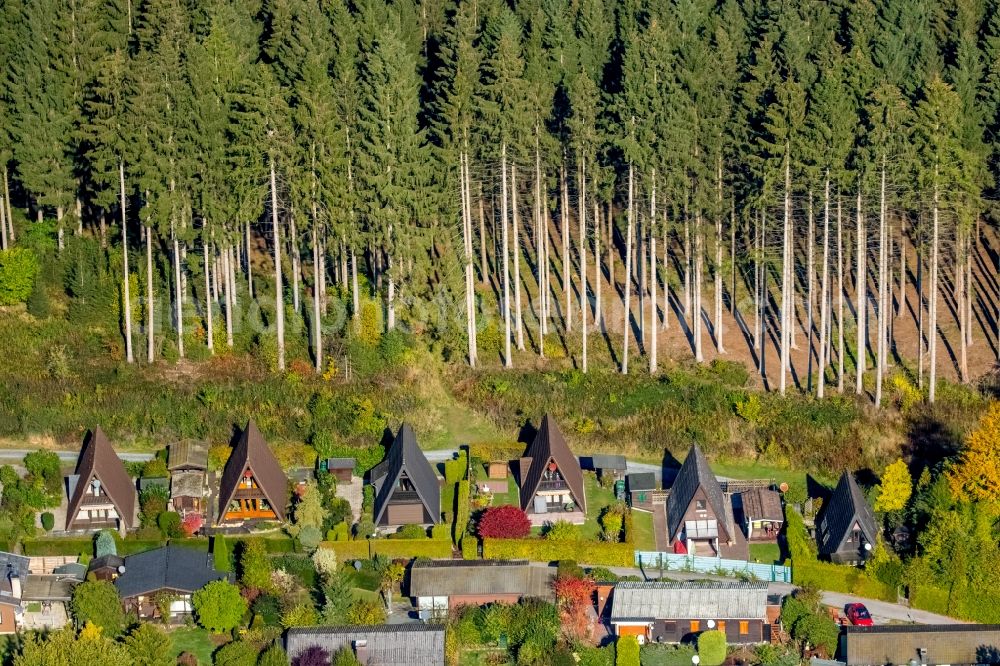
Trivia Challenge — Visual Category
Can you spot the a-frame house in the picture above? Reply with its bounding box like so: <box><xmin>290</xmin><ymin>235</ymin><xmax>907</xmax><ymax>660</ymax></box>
<box><xmin>66</xmin><ymin>427</ymin><xmax>137</xmax><ymax>532</ymax></box>
<box><xmin>816</xmin><ymin>471</ymin><xmax>878</xmax><ymax>565</ymax></box>
<box><xmin>371</xmin><ymin>424</ymin><xmax>440</xmax><ymax>527</ymax></box>
<box><xmin>518</xmin><ymin>415</ymin><xmax>586</xmax><ymax>522</ymax></box>
<box><xmin>216</xmin><ymin>420</ymin><xmax>289</xmax><ymax>526</ymax></box>
<box><xmin>665</xmin><ymin>444</ymin><xmax>747</xmax><ymax>559</ymax></box>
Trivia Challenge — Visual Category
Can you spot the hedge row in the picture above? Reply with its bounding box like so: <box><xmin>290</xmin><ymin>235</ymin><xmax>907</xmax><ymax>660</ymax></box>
<box><xmin>22</xmin><ymin>537</ymin><xmax>167</xmax><ymax>556</ymax></box>
<box><xmin>482</xmin><ymin>538</ymin><xmax>635</xmax><ymax>567</ymax></box>
<box><xmin>454</xmin><ymin>480</ymin><xmax>470</xmax><ymax>546</ymax></box>
<box><xmin>319</xmin><ymin>538</ymin><xmax>453</xmax><ymax>561</ymax></box>
<box><xmin>791</xmin><ymin>559</ymin><xmax>895</xmax><ymax>601</ymax></box>
<box><xmin>909</xmin><ymin>582</ymin><xmax>1000</xmax><ymax>623</ymax></box>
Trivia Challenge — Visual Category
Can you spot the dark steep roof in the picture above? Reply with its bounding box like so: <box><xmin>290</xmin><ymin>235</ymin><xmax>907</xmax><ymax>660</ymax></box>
<box><xmin>286</xmin><ymin>625</ymin><xmax>446</xmax><ymax>666</ymax></box>
<box><xmin>666</xmin><ymin>444</ymin><xmax>730</xmax><ymax>542</ymax></box>
<box><xmin>216</xmin><ymin>420</ymin><xmax>289</xmax><ymax>524</ymax></box>
<box><xmin>372</xmin><ymin>424</ymin><xmax>440</xmax><ymax>525</ymax></box>
<box><xmin>114</xmin><ymin>545</ymin><xmax>228</xmax><ymax>598</ymax></box>
<box><xmin>518</xmin><ymin>415</ymin><xmax>586</xmax><ymax>513</ymax></box>
<box><xmin>581</xmin><ymin>454</ymin><xmax>627</xmax><ymax>471</ymax></box>
<box><xmin>627</xmin><ymin>472</ymin><xmax>657</xmax><ymax>493</ymax></box>
<box><xmin>66</xmin><ymin>428</ymin><xmax>136</xmax><ymax>530</ymax></box>
<box><xmin>817</xmin><ymin>471</ymin><xmax>877</xmax><ymax>556</ymax></box>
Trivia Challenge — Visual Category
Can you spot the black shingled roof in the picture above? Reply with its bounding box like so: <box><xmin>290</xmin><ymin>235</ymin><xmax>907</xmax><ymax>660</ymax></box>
<box><xmin>666</xmin><ymin>444</ymin><xmax>731</xmax><ymax>542</ymax></box>
<box><xmin>114</xmin><ymin>545</ymin><xmax>228</xmax><ymax>598</ymax></box>
<box><xmin>817</xmin><ymin>471</ymin><xmax>877</xmax><ymax>556</ymax></box>
<box><xmin>372</xmin><ymin>424</ymin><xmax>440</xmax><ymax>525</ymax></box>
<box><xmin>627</xmin><ymin>472</ymin><xmax>657</xmax><ymax>492</ymax></box>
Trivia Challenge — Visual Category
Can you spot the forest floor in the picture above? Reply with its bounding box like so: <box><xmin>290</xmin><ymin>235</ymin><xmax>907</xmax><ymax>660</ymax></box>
<box><xmin>467</xmin><ymin>214</ymin><xmax>1000</xmax><ymax>391</ymax></box>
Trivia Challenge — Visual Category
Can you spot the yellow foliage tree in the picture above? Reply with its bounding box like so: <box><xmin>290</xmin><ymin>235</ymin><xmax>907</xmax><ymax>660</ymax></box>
<box><xmin>875</xmin><ymin>459</ymin><xmax>912</xmax><ymax>513</ymax></box>
<box><xmin>948</xmin><ymin>401</ymin><xmax>1000</xmax><ymax>503</ymax></box>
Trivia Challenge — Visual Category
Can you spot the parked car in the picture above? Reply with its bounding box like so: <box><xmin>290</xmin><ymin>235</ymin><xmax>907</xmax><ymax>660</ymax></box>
<box><xmin>845</xmin><ymin>603</ymin><xmax>874</xmax><ymax>626</ymax></box>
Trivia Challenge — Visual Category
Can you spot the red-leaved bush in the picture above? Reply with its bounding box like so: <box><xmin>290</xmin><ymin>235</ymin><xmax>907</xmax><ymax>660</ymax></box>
<box><xmin>552</xmin><ymin>574</ymin><xmax>597</xmax><ymax>641</ymax></box>
<box><xmin>477</xmin><ymin>505</ymin><xmax>531</xmax><ymax>539</ymax></box>
<box><xmin>181</xmin><ymin>513</ymin><xmax>204</xmax><ymax>537</ymax></box>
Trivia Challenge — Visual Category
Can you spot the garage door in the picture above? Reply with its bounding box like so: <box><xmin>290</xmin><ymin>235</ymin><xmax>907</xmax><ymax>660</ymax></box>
<box><xmin>387</xmin><ymin>503</ymin><xmax>425</xmax><ymax>525</ymax></box>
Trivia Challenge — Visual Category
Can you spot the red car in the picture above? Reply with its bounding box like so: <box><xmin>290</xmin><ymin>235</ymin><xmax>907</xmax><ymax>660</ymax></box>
<box><xmin>845</xmin><ymin>603</ymin><xmax>874</xmax><ymax>626</ymax></box>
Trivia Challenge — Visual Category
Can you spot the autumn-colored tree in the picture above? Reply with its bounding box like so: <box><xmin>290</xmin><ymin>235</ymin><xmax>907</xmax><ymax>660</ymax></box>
<box><xmin>477</xmin><ymin>505</ymin><xmax>531</xmax><ymax>539</ymax></box>
<box><xmin>875</xmin><ymin>459</ymin><xmax>913</xmax><ymax>513</ymax></box>
<box><xmin>551</xmin><ymin>575</ymin><xmax>596</xmax><ymax>641</ymax></box>
<box><xmin>948</xmin><ymin>401</ymin><xmax>1000</xmax><ymax>502</ymax></box>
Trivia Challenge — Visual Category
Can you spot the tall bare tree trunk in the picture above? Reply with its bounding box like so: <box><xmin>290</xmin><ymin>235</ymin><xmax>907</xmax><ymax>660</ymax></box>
<box><xmin>929</xmin><ymin>176</ymin><xmax>939</xmax><ymax>403</ymax></box>
<box><xmin>649</xmin><ymin>171</ymin><xmax>657</xmax><ymax>373</ymax></box>
<box><xmin>512</xmin><ymin>164</ymin><xmax>524</xmax><ymax>351</ymax></box>
<box><xmin>918</xmin><ymin>227</ymin><xmax>925</xmax><ymax>387</ymax></box>
<box><xmin>662</xmin><ymin>212</ymin><xmax>670</xmax><ymax>331</ymax></box>
<box><xmin>0</xmin><ymin>190</ymin><xmax>8</xmax><ymax>250</ymax></box>
<box><xmin>120</xmin><ymin>162</ymin><xmax>134</xmax><ymax>363</ymax></box>
<box><xmin>270</xmin><ymin>157</ymin><xmax>284</xmax><ymax>371</ymax></box>
<box><xmin>876</xmin><ymin>163</ymin><xmax>887</xmax><ymax>406</ymax></box>
<box><xmin>818</xmin><ymin>176</ymin><xmax>830</xmax><ymax>398</ymax></box>
<box><xmin>245</xmin><ymin>221</ymin><xmax>254</xmax><ymax>299</ymax></box>
<box><xmin>541</xmin><ymin>203</ymin><xmax>550</xmax><ymax>357</ymax></box>
<box><xmin>594</xmin><ymin>201</ymin><xmax>602</xmax><ymax>328</ymax></box>
<box><xmin>579</xmin><ymin>157</ymin><xmax>588</xmax><ymax>373</ymax></box>
<box><xmin>807</xmin><ymin>191</ymin><xmax>815</xmax><ymax>391</ymax></box>
<box><xmin>754</xmin><ymin>211</ymin><xmax>761</xmax><ymax>364</ymax></box>
<box><xmin>759</xmin><ymin>211</ymin><xmax>767</xmax><ymax>381</ymax></box>
<box><xmin>715</xmin><ymin>162</ymin><xmax>725</xmax><ymax>354</ymax></box>
<box><xmin>898</xmin><ymin>216</ymin><xmax>906</xmax><ymax>318</ymax></box>
<box><xmin>855</xmin><ymin>187</ymin><xmax>865</xmax><ymax>395</ymax></box>
<box><xmin>57</xmin><ymin>207</ymin><xmax>65</xmax><ymax>253</ymax></box>
<box><xmin>683</xmin><ymin>206</ymin><xmax>691</xmax><ymax>315</ymax></box>
<box><xmin>290</xmin><ymin>209</ymin><xmax>300</xmax><ymax>314</ymax></box>
<box><xmin>312</xmin><ymin>216</ymin><xmax>322</xmax><ymax>371</ymax></box>
<box><xmin>479</xmin><ymin>183</ymin><xmax>488</xmax><ymax>285</ymax></box>
<box><xmin>204</xmin><ymin>239</ymin><xmax>214</xmax><ymax>354</ymax></box>
<box><xmin>2</xmin><ymin>169</ymin><xmax>13</xmax><ymax>244</ymax></box>
<box><xmin>837</xmin><ymin>194</ymin><xmax>845</xmax><ymax>393</ymax></box>
<box><xmin>387</xmin><ymin>250</ymin><xmax>395</xmax><ymax>331</ymax></box>
<box><xmin>561</xmin><ymin>163</ymin><xmax>572</xmax><ymax>332</ymax></box>
<box><xmin>607</xmin><ymin>202</ymin><xmax>614</xmax><ymax>296</ymax></box>
<box><xmin>779</xmin><ymin>149</ymin><xmax>791</xmax><ymax>394</ymax></box>
<box><xmin>622</xmin><ymin>163</ymin><xmax>634</xmax><ymax>374</ymax></box>
<box><xmin>461</xmin><ymin>151</ymin><xmax>478</xmax><ymax>367</ymax></box>
<box><xmin>224</xmin><ymin>245</ymin><xmax>234</xmax><ymax>348</ymax></box>
<box><xmin>146</xmin><ymin>205</ymin><xmax>154</xmax><ymax>363</ymax></box>
<box><xmin>694</xmin><ymin>211</ymin><xmax>704</xmax><ymax>363</ymax></box>
<box><xmin>173</xmin><ymin>229</ymin><xmax>184</xmax><ymax>359</ymax></box>
<box><xmin>958</xmin><ymin>229</ymin><xmax>968</xmax><ymax>382</ymax></box>
<box><xmin>501</xmin><ymin>143</ymin><xmax>512</xmax><ymax>368</ymax></box>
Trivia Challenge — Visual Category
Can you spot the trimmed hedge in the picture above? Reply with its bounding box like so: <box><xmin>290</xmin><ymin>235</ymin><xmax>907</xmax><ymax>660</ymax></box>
<box><xmin>909</xmin><ymin>582</ymin><xmax>1000</xmax><ymax>623</ymax></box>
<box><xmin>454</xmin><ymin>480</ymin><xmax>470</xmax><ymax>546</ymax></box>
<box><xmin>319</xmin><ymin>538</ymin><xmax>453</xmax><ymax>561</ymax></box>
<box><xmin>482</xmin><ymin>538</ymin><xmax>634</xmax><ymax>567</ymax></box>
<box><xmin>444</xmin><ymin>452</ymin><xmax>468</xmax><ymax>484</ymax></box>
<box><xmin>22</xmin><ymin>536</ymin><xmax>167</xmax><ymax>556</ymax></box>
<box><xmin>430</xmin><ymin>524</ymin><xmax>450</xmax><ymax>540</ymax></box>
<box><xmin>461</xmin><ymin>536</ymin><xmax>478</xmax><ymax>559</ymax></box>
<box><xmin>786</xmin><ymin>510</ymin><xmax>894</xmax><ymax>601</ymax></box>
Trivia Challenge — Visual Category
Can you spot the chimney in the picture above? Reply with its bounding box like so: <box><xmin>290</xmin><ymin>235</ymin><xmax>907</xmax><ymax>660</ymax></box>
<box><xmin>9</xmin><ymin>573</ymin><xmax>21</xmax><ymax>600</ymax></box>
<box><xmin>353</xmin><ymin>639</ymin><xmax>369</xmax><ymax>665</ymax></box>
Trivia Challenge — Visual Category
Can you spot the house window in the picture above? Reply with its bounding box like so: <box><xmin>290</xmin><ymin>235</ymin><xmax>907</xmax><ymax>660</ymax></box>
<box><xmin>690</xmin><ymin>620</ymin><xmax>700</xmax><ymax>633</ymax></box>
<box><xmin>739</xmin><ymin>621</ymin><xmax>749</xmax><ymax>635</ymax></box>
<box><xmin>695</xmin><ymin>499</ymin><xmax>707</xmax><ymax>511</ymax></box>
<box><xmin>717</xmin><ymin>621</ymin><xmax>726</xmax><ymax>633</ymax></box>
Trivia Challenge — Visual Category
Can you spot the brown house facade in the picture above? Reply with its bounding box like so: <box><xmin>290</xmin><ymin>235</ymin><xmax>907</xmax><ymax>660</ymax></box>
<box><xmin>518</xmin><ymin>415</ymin><xmax>586</xmax><ymax>524</ymax></box>
<box><xmin>65</xmin><ymin>428</ymin><xmax>136</xmax><ymax>533</ymax></box>
<box><xmin>666</xmin><ymin>444</ymin><xmax>747</xmax><ymax>559</ymax></box>
<box><xmin>371</xmin><ymin>424</ymin><xmax>441</xmax><ymax>528</ymax></box>
<box><xmin>216</xmin><ymin>420</ymin><xmax>289</xmax><ymax>526</ymax></box>
<box><xmin>610</xmin><ymin>581</ymin><xmax>771</xmax><ymax>645</ymax></box>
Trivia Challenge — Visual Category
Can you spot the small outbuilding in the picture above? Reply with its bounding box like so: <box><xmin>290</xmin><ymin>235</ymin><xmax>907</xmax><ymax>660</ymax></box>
<box><xmin>627</xmin><ymin>472</ymin><xmax>658</xmax><ymax>512</ymax></box>
<box><xmin>410</xmin><ymin>560</ymin><xmax>555</xmax><ymax>618</ymax></box>
<box><xmin>487</xmin><ymin>461</ymin><xmax>509</xmax><ymax>479</ymax></box>
<box><xmin>167</xmin><ymin>440</ymin><xmax>209</xmax><ymax>472</ymax></box>
<box><xmin>323</xmin><ymin>458</ymin><xmax>355</xmax><ymax>483</ymax></box>
<box><xmin>738</xmin><ymin>488</ymin><xmax>784</xmax><ymax>542</ymax></box>
<box><xmin>581</xmin><ymin>454</ymin><xmax>628</xmax><ymax>482</ymax></box>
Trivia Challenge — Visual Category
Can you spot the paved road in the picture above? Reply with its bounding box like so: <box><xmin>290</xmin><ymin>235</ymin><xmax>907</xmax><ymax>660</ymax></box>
<box><xmin>0</xmin><ymin>448</ymin><xmax>154</xmax><ymax>462</ymax></box>
<box><xmin>604</xmin><ymin>565</ymin><xmax>965</xmax><ymax>625</ymax></box>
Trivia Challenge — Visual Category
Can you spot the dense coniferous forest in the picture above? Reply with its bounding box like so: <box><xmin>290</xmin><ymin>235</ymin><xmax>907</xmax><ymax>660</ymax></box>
<box><xmin>1</xmin><ymin>0</ymin><xmax>999</xmax><ymax>409</ymax></box>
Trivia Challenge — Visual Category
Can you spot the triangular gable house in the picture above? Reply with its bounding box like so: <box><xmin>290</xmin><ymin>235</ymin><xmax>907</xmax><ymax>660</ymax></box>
<box><xmin>665</xmin><ymin>444</ymin><xmax>746</xmax><ymax>558</ymax></box>
<box><xmin>816</xmin><ymin>471</ymin><xmax>878</xmax><ymax>565</ymax></box>
<box><xmin>66</xmin><ymin>427</ymin><xmax>136</xmax><ymax>532</ymax></box>
<box><xmin>371</xmin><ymin>424</ymin><xmax>440</xmax><ymax>526</ymax></box>
<box><xmin>216</xmin><ymin>420</ymin><xmax>289</xmax><ymax>525</ymax></box>
<box><xmin>518</xmin><ymin>415</ymin><xmax>586</xmax><ymax>516</ymax></box>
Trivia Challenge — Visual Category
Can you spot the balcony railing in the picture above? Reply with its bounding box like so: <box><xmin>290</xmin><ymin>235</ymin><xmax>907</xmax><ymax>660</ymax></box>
<box><xmin>538</xmin><ymin>480</ymin><xmax>568</xmax><ymax>491</ymax></box>
<box><xmin>389</xmin><ymin>491</ymin><xmax>421</xmax><ymax>502</ymax></box>
<box><xmin>80</xmin><ymin>494</ymin><xmax>115</xmax><ymax>507</ymax></box>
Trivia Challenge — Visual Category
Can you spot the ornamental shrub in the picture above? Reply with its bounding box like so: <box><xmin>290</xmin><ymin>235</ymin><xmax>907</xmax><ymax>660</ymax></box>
<box><xmin>0</xmin><ymin>248</ymin><xmax>38</xmax><ymax>305</ymax></box>
<box><xmin>697</xmin><ymin>630</ymin><xmax>727</xmax><ymax>666</ymax></box>
<box><xmin>395</xmin><ymin>524</ymin><xmax>427</xmax><ymax>539</ymax></box>
<box><xmin>40</xmin><ymin>512</ymin><xmax>54</xmax><ymax>531</ymax></box>
<box><xmin>477</xmin><ymin>505</ymin><xmax>531</xmax><ymax>539</ymax></box>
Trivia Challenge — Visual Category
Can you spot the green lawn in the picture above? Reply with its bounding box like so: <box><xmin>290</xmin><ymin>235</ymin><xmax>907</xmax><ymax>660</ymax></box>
<box><xmin>169</xmin><ymin>627</ymin><xmax>217</xmax><ymax>665</ymax></box>
<box><xmin>630</xmin><ymin>508</ymin><xmax>655</xmax><ymax>550</ymax></box>
<box><xmin>580</xmin><ymin>474</ymin><xmax>616</xmax><ymax>540</ymax></box>
<box><xmin>748</xmin><ymin>542</ymin><xmax>783</xmax><ymax>565</ymax></box>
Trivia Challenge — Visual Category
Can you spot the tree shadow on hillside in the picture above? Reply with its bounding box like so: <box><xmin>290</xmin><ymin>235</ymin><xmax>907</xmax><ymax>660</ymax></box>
<box><xmin>903</xmin><ymin>415</ymin><xmax>963</xmax><ymax>473</ymax></box>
